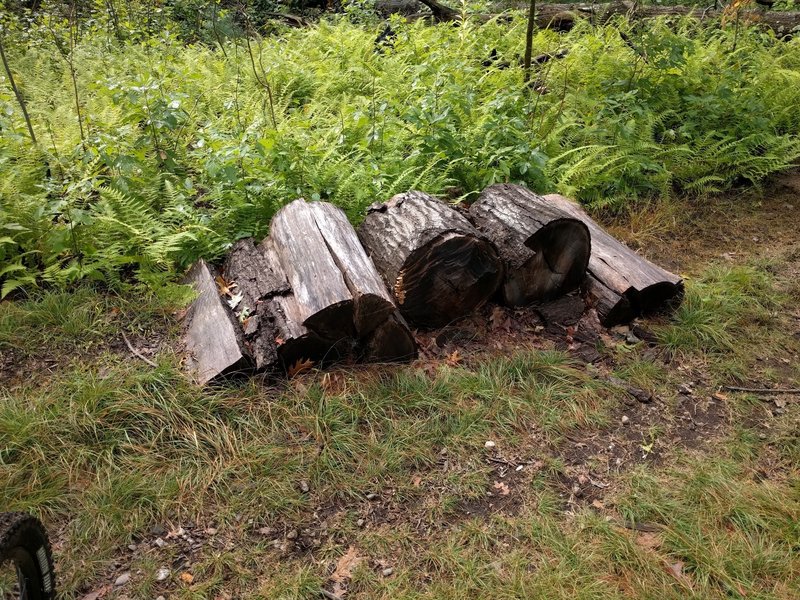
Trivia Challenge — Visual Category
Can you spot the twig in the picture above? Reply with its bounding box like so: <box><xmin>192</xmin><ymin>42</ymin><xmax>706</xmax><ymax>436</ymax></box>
<box><xmin>723</xmin><ymin>386</ymin><xmax>800</xmax><ymax>395</ymax></box>
<box><xmin>121</xmin><ymin>331</ymin><xmax>157</xmax><ymax>367</ymax></box>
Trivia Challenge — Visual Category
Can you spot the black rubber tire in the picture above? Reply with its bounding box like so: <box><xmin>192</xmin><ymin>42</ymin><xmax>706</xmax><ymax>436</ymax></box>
<box><xmin>0</xmin><ymin>513</ymin><xmax>55</xmax><ymax>600</ymax></box>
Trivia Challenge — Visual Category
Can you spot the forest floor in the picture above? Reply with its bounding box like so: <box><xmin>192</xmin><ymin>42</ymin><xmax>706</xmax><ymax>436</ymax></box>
<box><xmin>1</xmin><ymin>174</ymin><xmax>799</xmax><ymax>599</ymax></box>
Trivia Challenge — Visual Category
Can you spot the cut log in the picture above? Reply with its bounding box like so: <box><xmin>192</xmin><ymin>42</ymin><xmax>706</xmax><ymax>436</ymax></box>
<box><xmin>469</xmin><ymin>184</ymin><xmax>591</xmax><ymax>306</ymax></box>
<box><xmin>543</xmin><ymin>193</ymin><xmax>684</xmax><ymax>326</ymax></box>
<box><xmin>358</xmin><ymin>191</ymin><xmax>504</xmax><ymax>327</ymax></box>
<box><xmin>307</xmin><ymin>201</ymin><xmax>395</xmax><ymax>335</ymax></box>
<box><xmin>223</xmin><ymin>237</ymin><xmax>357</xmax><ymax>372</ymax></box>
<box><xmin>268</xmin><ymin>199</ymin><xmax>356</xmax><ymax>339</ymax></box>
<box><xmin>268</xmin><ymin>198</ymin><xmax>396</xmax><ymax>339</ymax></box>
<box><xmin>182</xmin><ymin>259</ymin><xmax>252</xmax><ymax>384</ymax></box>
<box><xmin>363</xmin><ymin>311</ymin><xmax>418</xmax><ymax>363</ymax></box>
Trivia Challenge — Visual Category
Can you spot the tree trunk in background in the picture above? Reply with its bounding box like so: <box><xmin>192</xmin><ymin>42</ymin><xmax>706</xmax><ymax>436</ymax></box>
<box><xmin>358</xmin><ymin>191</ymin><xmax>504</xmax><ymax>328</ymax></box>
<box><xmin>469</xmin><ymin>184</ymin><xmax>591</xmax><ymax>307</ymax></box>
<box><xmin>379</xmin><ymin>0</ymin><xmax>800</xmax><ymax>36</ymax></box>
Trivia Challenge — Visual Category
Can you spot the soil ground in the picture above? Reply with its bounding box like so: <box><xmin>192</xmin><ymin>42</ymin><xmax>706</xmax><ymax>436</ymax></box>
<box><xmin>1</xmin><ymin>174</ymin><xmax>798</xmax><ymax>600</ymax></box>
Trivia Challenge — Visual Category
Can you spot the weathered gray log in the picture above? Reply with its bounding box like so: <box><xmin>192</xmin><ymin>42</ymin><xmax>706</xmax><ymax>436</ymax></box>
<box><xmin>269</xmin><ymin>199</ymin><xmax>356</xmax><ymax>339</ymax></box>
<box><xmin>268</xmin><ymin>199</ymin><xmax>396</xmax><ymax>339</ymax></box>
<box><xmin>363</xmin><ymin>311</ymin><xmax>418</xmax><ymax>363</ymax></box>
<box><xmin>543</xmin><ymin>193</ymin><xmax>683</xmax><ymax>326</ymax></box>
<box><xmin>358</xmin><ymin>191</ymin><xmax>504</xmax><ymax>327</ymax></box>
<box><xmin>469</xmin><ymin>184</ymin><xmax>591</xmax><ymax>306</ymax></box>
<box><xmin>307</xmin><ymin>201</ymin><xmax>395</xmax><ymax>335</ymax></box>
<box><xmin>182</xmin><ymin>259</ymin><xmax>252</xmax><ymax>384</ymax></box>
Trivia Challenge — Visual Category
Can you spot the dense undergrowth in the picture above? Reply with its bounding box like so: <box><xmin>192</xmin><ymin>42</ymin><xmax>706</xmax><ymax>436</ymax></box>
<box><xmin>1</xmin><ymin>8</ymin><xmax>800</xmax><ymax>295</ymax></box>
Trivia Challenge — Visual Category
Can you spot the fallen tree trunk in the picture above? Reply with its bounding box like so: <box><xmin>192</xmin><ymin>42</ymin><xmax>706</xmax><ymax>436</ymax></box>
<box><xmin>358</xmin><ymin>191</ymin><xmax>504</xmax><ymax>327</ymax></box>
<box><xmin>182</xmin><ymin>259</ymin><xmax>252</xmax><ymax>384</ymax></box>
<box><xmin>269</xmin><ymin>198</ymin><xmax>395</xmax><ymax>339</ymax></box>
<box><xmin>384</xmin><ymin>0</ymin><xmax>800</xmax><ymax>36</ymax></box>
<box><xmin>469</xmin><ymin>183</ymin><xmax>590</xmax><ymax>306</ymax></box>
<box><xmin>543</xmin><ymin>193</ymin><xmax>684</xmax><ymax>326</ymax></box>
<box><xmin>527</xmin><ymin>2</ymin><xmax>800</xmax><ymax>36</ymax></box>
<box><xmin>222</xmin><ymin>237</ymin><xmax>352</xmax><ymax>372</ymax></box>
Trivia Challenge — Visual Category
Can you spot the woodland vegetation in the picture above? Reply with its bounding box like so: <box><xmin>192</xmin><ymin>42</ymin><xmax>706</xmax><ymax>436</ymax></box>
<box><xmin>1</xmin><ymin>3</ymin><xmax>799</xmax><ymax>599</ymax></box>
<box><xmin>1</xmin><ymin>0</ymin><xmax>800</xmax><ymax>299</ymax></box>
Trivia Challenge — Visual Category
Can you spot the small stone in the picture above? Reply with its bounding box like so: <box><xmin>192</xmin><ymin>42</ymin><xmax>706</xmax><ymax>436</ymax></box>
<box><xmin>205</xmin><ymin>527</ymin><xmax>218</xmax><ymax>535</ymax></box>
<box><xmin>484</xmin><ymin>440</ymin><xmax>496</xmax><ymax>449</ymax></box>
<box><xmin>150</xmin><ymin>524</ymin><xmax>166</xmax><ymax>536</ymax></box>
<box><xmin>156</xmin><ymin>597</ymin><xmax>166</xmax><ymax>600</ymax></box>
<box><xmin>153</xmin><ymin>537</ymin><xmax>166</xmax><ymax>548</ymax></box>
<box><xmin>114</xmin><ymin>572</ymin><xmax>130</xmax><ymax>586</ymax></box>
<box><xmin>621</xmin><ymin>415</ymin><xmax>630</xmax><ymax>425</ymax></box>
<box><xmin>366</xmin><ymin>493</ymin><xmax>378</xmax><ymax>500</ymax></box>
<box><xmin>285</xmin><ymin>529</ymin><xmax>298</xmax><ymax>540</ymax></box>
<box><xmin>515</xmin><ymin>465</ymin><xmax>524</xmax><ymax>472</ymax></box>
<box><xmin>127</xmin><ymin>544</ymin><xmax>137</xmax><ymax>551</ymax></box>
<box><xmin>357</xmin><ymin>519</ymin><xmax>366</xmax><ymax>527</ymax></box>
<box><xmin>257</xmin><ymin>527</ymin><xmax>275</xmax><ymax>536</ymax></box>
<box><xmin>300</xmin><ymin>480</ymin><xmax>310</xmax><ymax>493</ymax></box>
<box><xmin>678</xmin><ymin>383</ymin><xmax>693</xmax><ymax>395</ymax></box>
<box><xmin>156</xmin><ymin>567</ymin><xmax>169</xmax><ymax>582</ymax></box>
<box><xmin>382</xmin><ymin>567</ymin><xmax>394</xmax><ymax>577</ymax></box>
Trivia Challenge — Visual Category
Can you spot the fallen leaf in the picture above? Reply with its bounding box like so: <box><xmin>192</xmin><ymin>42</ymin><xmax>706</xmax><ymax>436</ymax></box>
<box><xmin>226</xmin><ymin>292</ymin><xmax>243</xmax><ymax>310</ymax></box>
<box><xmin>665</xmin><ymin>560</ymin><xmax>693</xmax><ymax>588</ymax></box>
<box><xmin>321</xmin><ymin>371</ymin><xmax>346</xmax><ymax>395</ymax></box>
<box><xmin>635</xmin><ymin>531</ymin><xmax>663</xmax><ymax>550</ymax></box>
<box><xmin>493</xmin><ymin>481</ymin><xmax>510</xmax><ymax>496</ymax></box>
<box><xmin>288</xmin><ymin>358</ymin><xmax>314</xmax><ymax>378</ymax></box>
<box><xmin>329</xmin><ymin>545</ymin><xmax>364</xmax><ymax>596</ymax></box>
<box><xmin>411</xmin><ymin>475</ymin><xmax>422</xmax><ymax>487</ymax></box>
<box><xmin>214</xmin><ymin>275</ymin><xmax>238</xmax><ymax>297</ymax></box>
<box><xmin>180</xmin><ymin>572</ymin><xmax>194</xmax><ymax>584</ymax></box>
<box><xmin>446</xmin><ymin>350</ymin><xmax>462</xmax><ymax>366</ymax></box>
<box><xmin>591</xmin><ymin>499</ymin><xmax>605</xmax><ymax>510</ymax></box>
<box><xmin>712</xmin><ymin>391</ymin><xmax>729</xmax><ymax>401</ymax></box>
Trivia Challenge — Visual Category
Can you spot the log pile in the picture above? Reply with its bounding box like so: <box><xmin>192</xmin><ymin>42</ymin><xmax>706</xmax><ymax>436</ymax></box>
<box><xmin>182</xmin><ymin>186</ymin><xmax>683</xmax><ymax>384</ymax></box>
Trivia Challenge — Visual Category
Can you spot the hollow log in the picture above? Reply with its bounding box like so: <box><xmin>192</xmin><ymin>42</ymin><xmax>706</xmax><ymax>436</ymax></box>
<box><xmin>182</xmin><ymin>259</ymin><xmax>252</xmax><ymax>384</ymax></box>
<box><xmin>363</xmin><ymin>311</ymin><xmax>418</xmax><ymax>363</ymax></box>
<box><xmin>543</xmin><ymin>193</ymin><xmax>683</xmax><ymax>326</ymax></box>
<box><xmin>358</xmin><ymin>191</ymin><xmax>504</xmax><ymax>327</ymax></box>
<box><xmin>469</xmin><ymin>184</ymin><xmax>591</xmax><ymax>306</ymax></box>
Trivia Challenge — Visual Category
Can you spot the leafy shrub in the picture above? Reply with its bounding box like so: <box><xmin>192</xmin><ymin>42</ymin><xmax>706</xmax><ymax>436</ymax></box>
<box><xmin>1</xmin><ymin>11</ymin><xmax>799</xmax><ymax>295</ymax></box>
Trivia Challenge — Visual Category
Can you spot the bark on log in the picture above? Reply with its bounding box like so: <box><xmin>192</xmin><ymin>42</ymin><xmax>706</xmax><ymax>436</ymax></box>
<box><xmin>358</xmin><ymin>191</ymin><xmax>504</xmax><ymax>327</ymax></box>
<box><xmin>182</xmin><ymin>259</ymin><xmax>252</xmax><ymax>384</ymax></box>
<box><xmin>222</xmin><ymin>238</ymin><xmax>287</xmax><ymax>371</ymax></box>
<box><xmin>469</xmin><ymin>184</ymin><xmax>591</xmax><ymax>306</ymax></box>
<box><xmin>222</xmin><ymin>237</ymin><xmax>360</xmax><ymax>372</ymax></box>
<box><xmin>543</xmin><ymin>193</ymin><xmax>683</xmax><ymax>326</ymax></box>
<box><xmin>363</xmin><ymin>311</ymin><xmax>418</xmax><ymax>362</ymax></box>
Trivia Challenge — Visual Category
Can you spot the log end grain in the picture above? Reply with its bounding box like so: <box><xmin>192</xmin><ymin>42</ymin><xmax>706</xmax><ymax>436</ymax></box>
<box><xmin>182</xmin><ymin>260</ymin><xmax>252</xmax><ymax>384</ymax></box>
<box><xmin>398</xmin><ymin>231</ymin><xmax>503</xmax><ymax>327</ymax></box>
<box><xmin>363</xmin><ymin>312</ymin><xmax>418</xmax><ymax>363</ymax></box>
